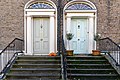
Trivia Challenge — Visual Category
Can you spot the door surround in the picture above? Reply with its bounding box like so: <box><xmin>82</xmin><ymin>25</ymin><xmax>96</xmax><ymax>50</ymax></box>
<box><xmin>24</xmin><ymin>0</ymin><xmax>57</xmax><ymax>55</ymax></box>
<box><xmin>63</xmin><ymin>0</ymin><xmax>97</xmax><ymax>54</ymax></box>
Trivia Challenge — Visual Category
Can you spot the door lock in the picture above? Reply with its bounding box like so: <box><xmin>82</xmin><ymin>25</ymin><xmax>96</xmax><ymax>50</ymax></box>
<box><xmin>78</xmin><ymin>25</ymin><xmax>80</xmax><ymax>29</ymax></box>
<box><xmin>78</xmin><ymin>39</ymin><xmax>80</xmax><ymax>41</ymax></box>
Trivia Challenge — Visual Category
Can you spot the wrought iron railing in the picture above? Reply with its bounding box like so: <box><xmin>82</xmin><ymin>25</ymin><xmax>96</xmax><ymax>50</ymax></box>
<box><xmin>0</xmin><ymin>38</ymin><xmax>24</xmax><ymax>79</ymax></box>
<box><xmin>57</xmin><ymin>0</ymin><xmax>62</xmax><ymax>56</ymax></box>
<box><xmin>99</xmin><ymin>37</ymin><xmax>120</xmax><ymax>66</ymax></box>
<box><xmin>61</xmin><ymin>37</ymin><xmax>67</xmax><ymax>80</ymax></box>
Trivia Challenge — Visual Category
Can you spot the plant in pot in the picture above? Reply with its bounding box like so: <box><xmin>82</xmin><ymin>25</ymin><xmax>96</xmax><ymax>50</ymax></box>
<box><xmin>92</xmin><ymin>33</ymin><xmax>101</xmax><ymax>56</ymax></box>
<box><xmin>66</xmin><ymin>33</ymin><xmax>74</xmax><ymax>56</ymax></box>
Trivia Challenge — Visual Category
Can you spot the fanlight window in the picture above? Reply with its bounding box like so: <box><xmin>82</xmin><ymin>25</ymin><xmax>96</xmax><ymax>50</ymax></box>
<box><xmin>28</xmin><ymin>2</ymin><xmax>54</xmax><ymax>9</ymax></box>
<box><xmin>66</xmin><ymin>3</ymin><xmax>94</xmax><ymax>10</ymax></box>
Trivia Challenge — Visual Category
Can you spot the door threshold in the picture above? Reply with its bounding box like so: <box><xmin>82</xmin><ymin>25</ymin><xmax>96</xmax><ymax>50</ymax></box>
<box><xmin>24</xmin><ymin>53</ymin><xmax>49</xmax><ymax>55</ymax></box>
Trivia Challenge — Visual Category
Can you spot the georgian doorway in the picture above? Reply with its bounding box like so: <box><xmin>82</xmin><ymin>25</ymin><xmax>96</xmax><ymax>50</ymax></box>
<box><xmin>24</xmin><ymin>0</ymin><xmax>57</xmax><ymax>55</ymax></box>
<box><xmin>64</xmin><ymin>0</ymin><xmax>97</xmax><ymax>54</ymax></box>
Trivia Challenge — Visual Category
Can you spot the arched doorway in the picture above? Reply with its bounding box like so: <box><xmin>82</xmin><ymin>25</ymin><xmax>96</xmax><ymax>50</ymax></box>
<box><xmin>63</xmin><ymin>0</ymin><xmax>97</xmax><ymax>54</ymax></box>
<box><xmin>24</xmin><ymin>0</ymin><xmax>57</xmax><ymax>55</ymax></box>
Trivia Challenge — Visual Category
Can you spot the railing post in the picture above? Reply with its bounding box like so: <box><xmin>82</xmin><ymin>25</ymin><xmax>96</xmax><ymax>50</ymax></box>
<box><xmin>57</xmin><ymin>0</ymin><xmax>67</xmax><ymax>79</ymax></box>
<box><xmin>57</xmin><ymin>0</ymin><xmax>62</xmax><ymax>55</ymax></box>
<box><xmin>61</xmin><ymin>36</ymin><xmax>67</xmax><ymax>80</ymax></box>
<box><xmin>61</xmin><ymin>53</ymin><xmax>67</xmax><ymax>80</ymax></box>
<box><xmin>63</xmin><ymin>55</ymin><xmax>67</xmax><ymax>80</ymax></box>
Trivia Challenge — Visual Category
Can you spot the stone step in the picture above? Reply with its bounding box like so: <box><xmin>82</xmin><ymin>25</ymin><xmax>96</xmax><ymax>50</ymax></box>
<box><xmin>67</xmin><ymin>60</ymin><xmax>107</xmax><ymax>62</ymax></box>
<box><xmin>5</xmin><ymin>55</ymin><xmax>62</xmax><ymax>80</ymax></box>
<box><xmin>67</xmin><ymin>64</ymin><xmax>110</xmax><ymax>66</ymax></box>
<box><xmin>4</xmin><ymin>55</ymin><xmax>120</xmax><ymax>80</ymax></box>
<box><xmin>18</xmin><ymin>55</ymin><xmax>60</xmax><ymax>57</ymax></box>
<box><xmin>67</xmin><ymin>56</ymin><xmax>105</xmax><ymax>59</ymax></box>
<box><xmin>16</xmin><ymin>60</ymin><xmax>60</xmax><ymax>62</ymax></box>
<box><xmin>67</xmin><ymin>73</ymin><xmax>118</xmax><ymax>77</ymax></box>
<box><xmin>12</xmin><ymin>64</ymin><xmax>61</xmax><ymax>68</ymax></box>
<box><xmin>9</xmin><ymin>71</ymin><xmax>60</xmax><ymax>74</ymax></box>
<box><xmin>6</xmin><ymin>73</ymin><xmax>61</xmax><ymax>79</ymax></box>
<box><xmin>6</xmin><ymin>78</ymin><xmax>60</xmax><ymax>80</ymax></box>
<box><xmin>67</xmin><ymin>60</ymin><xmax>112</xmax><ymax>69</ymax></box>
<box><xmin>17</xmin><ymin>56</ymin><xmax>60</xmax><ymax>60</ymax></box>
<box><xmin>67</xmin><ymin>68</ymin><xmax>115</xmax><ymax>71</ymax></box>
<box><xmin>15</xmin><ymin>60</ymin><xmax>61</xmax><ymax>64</ymax></box>
<box><xmin>68</xmin><ymin>76</ymin><xmax>119</xmax><ymax>80</ymax></box>
<box><xmin>67</xmin><ymin>69</ymin><xmax>117</xmax><ymax>74</ymax></box>
<box><xmin>13</xmin><ymin>64</ymin><xmax>61</xmax><ymax>66</ymax></box>
<box><xmin>6</xmin><ymin>73</ymin><xmax>61</xmax><ymax>77</ymax></box>
<box><xmin>67</xmin><ymin>60</ymin><xmax>108</xmax><ymax>64</ymax></box>
<box><xmin>9</xmin><ymin>71</ymin><xmax>60</xmax><ymax>75</ymax></box>
<box><xmin>11</xmin><ymin>68</ymin><xmax>61</xmax><ymax>71</ymax></box>
<box><xmin>9</xmin><ymin>68</ymin><xmax>61</xmax><ymax>74</ymax></box>
<box><xmin>66</xmin><ymin>55</ymin><xmax>120</xmax><ymax>79</ymax></box>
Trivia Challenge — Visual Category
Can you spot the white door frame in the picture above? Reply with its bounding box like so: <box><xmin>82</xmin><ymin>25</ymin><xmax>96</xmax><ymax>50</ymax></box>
<box><xmin>63</xmin><ymin>0</ymin><xmax>97</xmax><ymax>54</ymax></box>
<box><xmin>24</xmin><ymin>0</ymin><xmax>57</xmax><ymax>55</ymax></box>
<box><xmin>25</xmin><ymin>9</ymin><xmax>57</xmax><ymax>55</ymax></box>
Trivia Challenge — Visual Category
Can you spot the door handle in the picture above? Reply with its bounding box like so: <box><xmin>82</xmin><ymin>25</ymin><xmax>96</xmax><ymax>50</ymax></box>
<box><xmin>41</xmin><ymin>39</ymin><xmax>43</xmax><ymax>41</ymax></box>
<box><xmin>78</xmin><ymin>25</ymin><xmax>80</xmax><ymax>29</ymax></box>
<box><xmin>41</xmin><ymin>25</ymin><xmax>43</xmax><ymax>28</ymax></box>
<box><xmin>78</xmin><ymin>39</ymin><xmax>80</xmax><ymax>41</ymax></box>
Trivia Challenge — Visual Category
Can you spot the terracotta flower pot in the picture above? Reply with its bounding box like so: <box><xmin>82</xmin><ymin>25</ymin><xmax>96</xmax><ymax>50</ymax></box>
<box><xmin>66</xmin><ymin>50</ymin><xmax>74</xmax><ymax>56</ymax></box>
<box><xmin>92</xmin><ymin>50</ymin><xmax>101</xmax><ymax>56</ymax></box>
<box><xmin>49</xmin><ymin>52</ymin><xmax>57</xmax><ymax>56</ymax></box>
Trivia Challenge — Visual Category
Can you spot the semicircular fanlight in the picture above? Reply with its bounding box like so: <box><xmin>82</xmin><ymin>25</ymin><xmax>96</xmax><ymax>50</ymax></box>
<box><xmin>66</xmin><ymin>3</ymin><xmax>94</xmax><ymax>10</ymax></box>
<box><xmin>28</xmin><ymin>2</ymin><xmax>54</xmax><ymax>9</ymax></box>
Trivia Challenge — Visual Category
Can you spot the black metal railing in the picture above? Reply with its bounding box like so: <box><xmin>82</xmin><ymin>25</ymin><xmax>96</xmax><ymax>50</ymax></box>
<box><xmin>0</xmin><ymin>38</ymin><xmax>24</xmax><ymax>79</ymax></box>
<box><xmin>57</xmin><ymin>0</ymin><xmax>62</xmax><ymax>55</ymax></box>
<box><xmin>99</xmin><ymin>37</ymin><xmax>120</xmax><ymax>66</ymax></box>
<box><xmin>61</xmin><ymin>37</ymin><xmax>67</xmax><ymax>80</ymax></box>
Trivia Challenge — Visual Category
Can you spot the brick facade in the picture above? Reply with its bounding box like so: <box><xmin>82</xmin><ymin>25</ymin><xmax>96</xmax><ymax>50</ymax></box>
<box><xmin>0</xmin><ymin>0</ymin><xmax>119</xmax><ymax>49</ymax></box>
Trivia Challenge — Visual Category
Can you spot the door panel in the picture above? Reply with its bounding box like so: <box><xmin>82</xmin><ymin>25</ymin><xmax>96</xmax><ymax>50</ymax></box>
<box><xmin>33</xmin><ymin>18</ymin><xmax>49</xmax><ymax>54</ymax></box>
<box><xmin>71</xmin><ymin>18</ymin><xmax>88</xmax><ymax>54</ymax></box>
<box><xmin>33</xmin><ymin>18</ymin><xmax>41</xmax><ymax>53</ymax></box>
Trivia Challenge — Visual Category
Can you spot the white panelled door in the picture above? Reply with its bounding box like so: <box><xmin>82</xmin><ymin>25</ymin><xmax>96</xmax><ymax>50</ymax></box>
<box><xmin>71</xmin><ymin>18</ymin><xmax>88</xmax><ymax>54</ymax></box>
<box><xmin>33</xmin><ymin>18</ymin><xmax>49</xmax><ymax>54</ymax></box>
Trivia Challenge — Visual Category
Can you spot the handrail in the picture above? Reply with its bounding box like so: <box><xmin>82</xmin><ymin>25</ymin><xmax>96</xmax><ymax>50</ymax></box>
<box><xmin>0</xmin><ymin>38</ymin><xmax>24</xmax><ymax>79</ymax></box>
<box><xmin>99</xmin><ymin>37</ymin><xmax>120</xmax><ymax>66</ymax></box>
<box><xmin>61</xmin><ymin>37</ymin><xmax>67</xmax><ymax>80</ymax></box>
<box><xmin>0</xmin><ymin>38</ymin><xmax>23</xmax><ymax>55</ymax></box>
<box><xmin>99</xmin><ymin>37</ymin><xmax>120</xmax><ymax>49</ymax></box>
